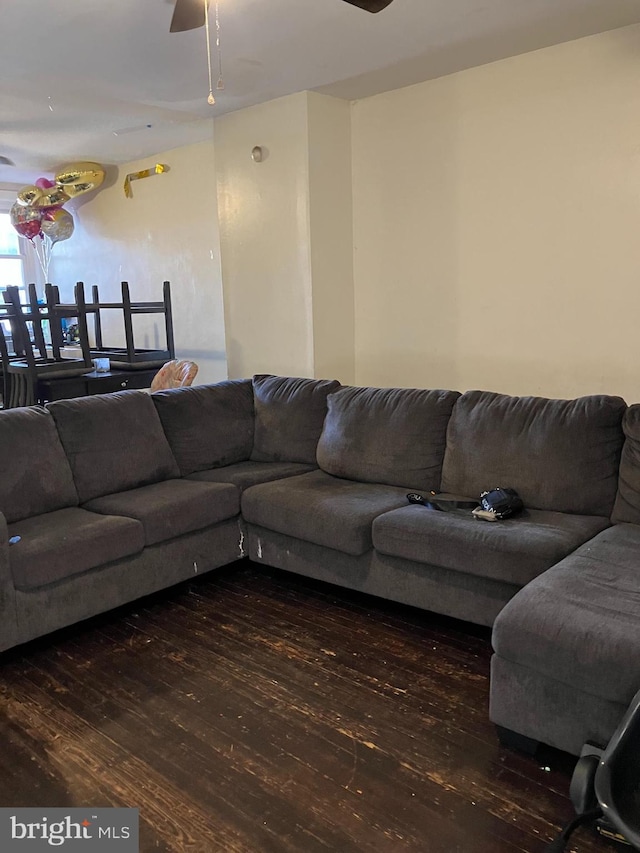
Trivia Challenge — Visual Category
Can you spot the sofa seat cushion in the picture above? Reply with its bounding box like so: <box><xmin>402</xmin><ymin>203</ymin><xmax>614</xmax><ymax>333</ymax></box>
<box><xmin>8</xmin><ymin>507</ymin><xmax>144</xmax><ymax>590</ymax></box>
<box><xmin>152</xmin><ymin>380</ymin><xmax>255</xmax><ymax>476</ymax></box>
<box><xmin>441</xmin><ymin>390</ymin><xmax>626</xmax><ymax>515</ymax></box>
<box><xmin>187</xmin><ymin>461</ymin><xmax>317</xmax><ymax>492</ymax></box>
<box><xmin>83</xmin><ymin>480</ymin><xmax>240</xmax><ymax>546</ymax></box>
<box><xmin>316</xmin><ymin>385</ymin><xmax>460</xmax><ymax>491</ymax></box>
<box><xmin>492</xmin><ymin>524</ymin><xmax>640</xmax><ymax>705</ymax></box>
<box><xmin>242</xmin><ymin>470</ymin><xmax>409</xmax><ymax>556</ymax></box>
<box><xmin>373</xmin><ymin>506</ymin><xmax>610</xmax><ymax>586</ymax></box>
<box><xmin>250</xmin><ymin>375</ymin><xmax>340</xmax><ymax>464</ymax></box>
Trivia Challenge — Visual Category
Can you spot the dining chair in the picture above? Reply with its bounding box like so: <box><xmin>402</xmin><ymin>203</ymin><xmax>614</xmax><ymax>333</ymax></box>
<box><xmin>1</xmin><ymin>284</ymin><xmax>92</xmax><ymax>408</ymax></box>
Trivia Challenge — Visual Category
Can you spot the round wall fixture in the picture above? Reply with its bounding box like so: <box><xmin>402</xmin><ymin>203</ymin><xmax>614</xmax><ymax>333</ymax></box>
<box><xmin>251</xmin><ymin>146</ymin><xmax>264</xmax><ymax>163</ymax></box>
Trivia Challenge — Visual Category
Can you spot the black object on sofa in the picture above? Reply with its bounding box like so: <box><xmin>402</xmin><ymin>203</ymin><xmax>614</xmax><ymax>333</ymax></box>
<box><xmin>0</xmin><ymin>374</ymin><xmax>636</xmax><ymax>762</ymax></box>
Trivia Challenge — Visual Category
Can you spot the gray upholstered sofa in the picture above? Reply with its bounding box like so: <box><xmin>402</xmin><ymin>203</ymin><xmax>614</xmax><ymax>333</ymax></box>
<box><xmin>1</xmin><ymin>373</ymin><xmax>638</xmax><ymax>760</ymax></box>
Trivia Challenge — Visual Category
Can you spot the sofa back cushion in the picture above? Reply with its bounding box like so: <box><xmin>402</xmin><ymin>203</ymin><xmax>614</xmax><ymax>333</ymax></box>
<box><xmin>152</xmin><ymin>380</ymin><xmax>255</xmax><ymax>476</ymax></box>
<box><xmin>612</xmin><ymin>405</ymin><xmax>640</xmax><ymax>524</ymax></box>
<box><xmin>441</xmin><ymin>390</ymin><xmax>626</xmax><ymax>515</ymax></box>
<box><xmin>250</xmin><ymin>375</ymin><xmax>340</xmax><ymax>464</ymax></box>
<box><xmin>316</xmin><ymin>386</ymin><xmax>460</xmax><ymax>490</ymax></box>
<box><xmin>0</xmin><ymin>406</ymin><xmax>78</xmax><ymax>523</ymax></box>
<box><xmin>48</xmin><ymin>391</ymin><xmax>180</xmax><ymax>503</ymax></box>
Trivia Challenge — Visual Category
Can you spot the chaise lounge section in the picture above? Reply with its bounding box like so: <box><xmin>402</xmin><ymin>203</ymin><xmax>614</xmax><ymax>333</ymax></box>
<box><xmin>490</xmin><ymin>403</ymin><xmax>640</xmax><ymax>755</ymax></box>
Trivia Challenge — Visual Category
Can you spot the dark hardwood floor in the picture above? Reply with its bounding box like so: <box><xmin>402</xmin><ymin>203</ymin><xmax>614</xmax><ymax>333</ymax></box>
<box><xmin>0</xmin><ymin>561</ymin><xmax>614</xmax><ymax>852</ymax></box>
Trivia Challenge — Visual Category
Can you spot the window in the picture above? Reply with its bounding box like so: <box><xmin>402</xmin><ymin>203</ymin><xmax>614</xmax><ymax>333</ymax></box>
<box><xmin>0</xmin><ymin>187</ymin><xmax>41</xmax><ymax>285</ymax></box>
<box><xmin>0</xmin><ymin>212</ymin><xmax>28</xmax><ymax>297</ymax></box>
<box><xmin>0</xmin><ymin>211</ymin><xmax>29</xmax><ymax>344</ymax></box>
<box><xmin>0</xmin><ymin>189</ymin><xmax>41</xmax><ymax>346</ymax></box>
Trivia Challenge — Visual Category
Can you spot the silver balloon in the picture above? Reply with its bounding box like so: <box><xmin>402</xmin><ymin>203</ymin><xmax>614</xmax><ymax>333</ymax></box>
<box><xmin>41</xmin><ymin>208</ymin><xmax>74</xmax><ymax>244</ymax></box>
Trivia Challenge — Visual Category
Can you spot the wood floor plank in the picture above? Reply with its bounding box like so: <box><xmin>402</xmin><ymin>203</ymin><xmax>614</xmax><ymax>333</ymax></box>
<box><xmin>0</xmin><ymin>562</ymin><xmax>609</xmax><ymax>852</ymax></box>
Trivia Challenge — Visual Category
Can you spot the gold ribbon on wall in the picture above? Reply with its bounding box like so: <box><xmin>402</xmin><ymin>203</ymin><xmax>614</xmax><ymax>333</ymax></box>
<box><xmin>124</xmin><ymin>163</ymin><xmax>167</xmax><ymax>198</ymax></box>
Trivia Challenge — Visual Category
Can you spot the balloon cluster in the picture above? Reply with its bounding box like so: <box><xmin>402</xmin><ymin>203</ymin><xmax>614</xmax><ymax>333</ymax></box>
<box><xmin>10</xmin><ymin>161</ymin><xmax>105</xmax><ymax>246</ymax></box>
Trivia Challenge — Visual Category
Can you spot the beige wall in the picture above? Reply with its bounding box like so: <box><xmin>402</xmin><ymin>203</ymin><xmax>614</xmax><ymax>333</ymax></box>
<box><xmin>215</xmin><ymin>91</ymin><xmax>355</xmax><ymax>383</ymax></box>
<box><xmin>307</xmin><ymin>92</ymin><xmax>355</xmax><ymax>384</ymax></box>
<box><xmin>37</xmin><ymin>23</ymin><xmax>640</xmax><ymax>400</ymax></box>
<box><xmin>50</xmin><ymin>138</ymin><xmax>228</xmax><ymax>385</ymax></box>
<box><xmin>352</xmin><ymin>24</ymin><xmax>640</xmax><ymax>402</ymax></box>
<box><xmin>215</xmin><ymin>93</ymin><xmax>315</xmax><ymax>380</ymax></box>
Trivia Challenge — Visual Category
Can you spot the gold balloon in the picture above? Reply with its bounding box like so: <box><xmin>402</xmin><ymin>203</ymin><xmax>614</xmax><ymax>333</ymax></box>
<box><xmin>33</xmin><ymin>186</ymin><xmax>71</xmax><ymax>209</ymax></box>
<box><xmin>65</xmin><ymin>181</ymin><xmax>96</xmax><ymax>197</ymax></box>
<box><xmin>16</xmin><ymin>185</ymin><xmax>43</xmax><ymax>207</ymax></box>
<box><xmin>55</xmin><ymin>161</ymin><xmax>105</xmax><ymax>197</ymax></box>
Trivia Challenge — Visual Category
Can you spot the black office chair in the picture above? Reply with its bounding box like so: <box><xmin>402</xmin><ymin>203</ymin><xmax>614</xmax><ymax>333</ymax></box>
<box><xmin>547</xmin><ymin>688</ymin><xmax>640</xmax><ymax>851</ymax></box>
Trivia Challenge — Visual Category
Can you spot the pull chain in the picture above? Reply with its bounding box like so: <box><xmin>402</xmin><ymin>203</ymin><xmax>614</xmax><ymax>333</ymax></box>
<box><xmin>205</xmin><ymin>0</ymin><xmax>215</xmax><ymax>105</ymax></box>
<box><xmin>215</xmin><ymin>2</ymin><xmax>224</xmax><ymax>90</ymax></box>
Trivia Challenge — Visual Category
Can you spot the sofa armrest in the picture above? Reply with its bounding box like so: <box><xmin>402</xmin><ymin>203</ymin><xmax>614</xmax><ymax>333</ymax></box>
<box><xmin>0</xmin><ymin>512</ymin><xmax>19</xmax><ymax>652</ymax></box>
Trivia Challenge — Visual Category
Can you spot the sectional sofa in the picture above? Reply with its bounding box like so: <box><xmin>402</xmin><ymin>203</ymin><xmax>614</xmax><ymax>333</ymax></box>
<box><xmin>1</xmin><ymin>373</ymin><xmax>638</xmax><ymax>759</ymax></box>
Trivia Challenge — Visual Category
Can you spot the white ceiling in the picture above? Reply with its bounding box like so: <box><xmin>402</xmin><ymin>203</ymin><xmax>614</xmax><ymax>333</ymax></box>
<box><xmin>2</xmin><ymin>0</ymin><xmax>640</xmax><ymax>186</ymax></box>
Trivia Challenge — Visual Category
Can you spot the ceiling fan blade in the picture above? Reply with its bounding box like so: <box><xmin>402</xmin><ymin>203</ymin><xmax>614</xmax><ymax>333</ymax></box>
<box><xmin>170</xmin><ymin>0</ymin><xmax>208</xmax><ymax>33</ymax></box>
<box><xmin>341</xmin><ymin>0</ymin><xmax>395</xmax><ymax>11</ymax></box>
